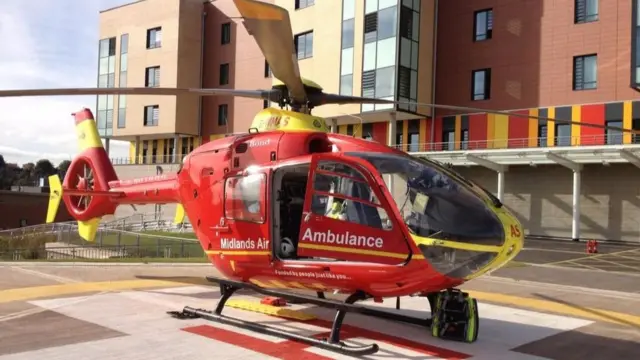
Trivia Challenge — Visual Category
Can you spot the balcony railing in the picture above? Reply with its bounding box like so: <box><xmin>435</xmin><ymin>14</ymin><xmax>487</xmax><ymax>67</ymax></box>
<box><xmin>109</xmin><ymin>134</ymin><xmax>638</xmax><ymax>165</ymax></box>
<box><xmin>393</xmin><ymin>134</ymin><xmax>637</xmax><ymax>152</ymax></box>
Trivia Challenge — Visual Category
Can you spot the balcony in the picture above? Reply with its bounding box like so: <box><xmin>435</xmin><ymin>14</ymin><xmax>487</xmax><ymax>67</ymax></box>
<box><xmin>395</xmin><ymin>134</ymin><xmax>635</xmax><ymax>153</ymax></box>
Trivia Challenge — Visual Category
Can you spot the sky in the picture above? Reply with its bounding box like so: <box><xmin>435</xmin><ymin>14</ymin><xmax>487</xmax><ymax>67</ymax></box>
<box><xmin>0</xmin><ymin>0</ymin><xmax>133</xmax><ymax>166</ymax></box>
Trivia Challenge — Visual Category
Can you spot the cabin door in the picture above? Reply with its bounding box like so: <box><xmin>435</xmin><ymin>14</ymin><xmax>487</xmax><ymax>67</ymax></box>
<box><xmin>297</xmin><ymin>154</ymin><xmax>410</xmax><ymax>265</ymax></box>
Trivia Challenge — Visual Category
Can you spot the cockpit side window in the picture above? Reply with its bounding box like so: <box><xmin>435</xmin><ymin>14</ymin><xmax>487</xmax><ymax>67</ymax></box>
<box><xmin>224</xmin><ymin>173</ymin><xmax>266</xmax><ymax>223</ymax></box>
<box><xmin>311</xmin><ymin>161</ymin><xmax>391</xmax><ymax>230</ymax></box>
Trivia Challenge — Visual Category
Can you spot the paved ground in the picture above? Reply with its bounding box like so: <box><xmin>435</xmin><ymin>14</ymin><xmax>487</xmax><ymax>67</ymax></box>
<box><xmin>0</xmin><ymin>261</ymin><xmax>639</xmax><ymax>359</ymax></box>
<box><xmin>516</xmin><ymin>238</ymin><xmax>640</xmax><ymax>274</ymax></box>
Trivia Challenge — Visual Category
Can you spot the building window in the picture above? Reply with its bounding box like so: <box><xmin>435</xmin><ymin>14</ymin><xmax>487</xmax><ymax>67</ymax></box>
<box><xmin>145</xmin><ymin>66</ymin><xmax>160</xmax><ymax>87</ymax></box>
<box><xmin>474</xmin><ymin>9</ymin><xmax>493</xmax><ymax>41</ymax></box>
<box><xmin>361</xmin><ymin>1</ymin><xmax>399</xmax><ymax>113</ymax></box>
<box><xmin>144</xmin><ymin>105</ymin><xmax>159</xmax><ymax>126</ymax></box>
<box><xmin>573</xmin><ymin>54</ymin><xmax>597</xmax><ymax>90</ymax></box>
<box><xmin>442</xmin><ymin>131</ymin><xmax>455</xmax><ymax>150</ymax></box>
<box><xmin>294</xmin><ymin>31</ymin><xmax>313</xmax><ymax>60</ymax></box>
<box><xmin>340</xmin><ymin>1</ymin><xmax>355</xmax><ymax>96</ymax></box>
<box><xmin>555</xmin><ymin>124</ymin><xmax>571</xmax><ymax>146</ymax></box>
<box><xmin>632</xmin><ymin>0</ymin><xmax>640</xmax><ymax>87</ymax></box>
<box><xmin>472</xmin><ymin>68</ymin><xmax>491</xmax><ymax>100</ymax></box>
<box><xmin>362</xmin><ymin>122</ymin><xmax>373</xmax><ymax>140</ymax></box>
<box><xmin>220</xmin><ymin>63</ymin><xmax>229</xmax><ymax>85</ymax></box>
<box><xmin>118</xmin><ymin>95</ymin><xmax>126</xmax><ymax>129</ymax></box>
<box><xmin>264</xmin><ymin>60</ymin><xmax>271</xmax><ymax>78</ymax></box>
<box><xmin>146</xmin><ymin>27</ymin><xmax>162</xmax><ymax>49</ymax></box>
<box><xmin>295</xmin><ymin>0</ymin><xmax>314</xmax><ymax>10</ymax></box>
<box><xmin>461</xmin><ymin>129</ymin><xmax>469</xmax><ymax>149</ymax></box>
<box><xmin>397</xmin><ymin>2</ymin><xmax>420</xmax><ymax>113</ymax></box>
<box><xmin>538</xmin><ymin>125</ymin><xmax>548</xmax><ymax>146</ymax></box>
<box><xmin>221</xmin><ymin>22</ymin><xmax>231</xmax><ymax>44</ymax></box>
<box><xmin>605</xmin><ymin>120</ymin><xmax>623</xmax><ymax>144</ymax></box>
<box><xmin>118</xmin><ymin>33</ymin><xmax>128</xmax><ymax>129</ymax></box>
<box><xmin>218</xmin><ymin>104</ymin><xmax>228</xmax><ymax>126</ymax></box>
<box><xmin>575</xmin><ymin>0</ymin><xmax>598</xmax><ymax>24</ymax></box>
<box><xmin>97</xmin><ymin>37</ymin><xmax>116</xmax><ymax>137</ymax></box>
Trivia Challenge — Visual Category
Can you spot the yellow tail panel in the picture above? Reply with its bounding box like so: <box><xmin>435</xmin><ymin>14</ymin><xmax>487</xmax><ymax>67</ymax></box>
<box><xmin>46</xmin><ymin>175</ymin><xmax>63</xmax><ymax>223</ymax></box>
<box><xmin>78</xmin><ymin>218</ymin><xmax>100</xmax><ymax>242</ymax></box>
<box><xmin>174</xmin><ymin>204</ymin><xmax>186</xmax><ymax>224</ymax></box>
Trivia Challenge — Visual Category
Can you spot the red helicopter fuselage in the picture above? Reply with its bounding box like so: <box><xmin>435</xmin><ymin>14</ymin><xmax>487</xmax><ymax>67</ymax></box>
<box><xmin>56</xmin><ymin>109</ymin><xmax>523</xmax><ymax>299</ymax></box>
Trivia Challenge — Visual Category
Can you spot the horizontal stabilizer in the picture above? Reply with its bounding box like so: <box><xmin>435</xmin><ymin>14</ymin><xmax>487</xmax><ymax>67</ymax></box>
<box><xmin>78</xmin><ymin>218</ymin><xmax>100</xmax><ymax>242</ymax></box>
<box><xmin>47</xmin><ymin>175</ymin><xmax>63</xmax><ymax>223</ymax></box>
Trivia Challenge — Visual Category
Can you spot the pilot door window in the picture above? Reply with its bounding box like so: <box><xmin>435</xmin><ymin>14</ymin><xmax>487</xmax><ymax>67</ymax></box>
<box><xmin>312</xmin><ymin>161</ymin><xmax>391</xmax><ymax>230</ymax></box>
<box><xmin>224</xmin><ymin>174</ymin><xmax>266</xmax><ymax>223</ymax></box>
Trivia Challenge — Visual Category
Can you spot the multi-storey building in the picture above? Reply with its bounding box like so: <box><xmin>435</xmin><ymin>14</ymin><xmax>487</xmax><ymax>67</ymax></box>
<box><xmin>426</xmin><ymin>0</ymin><xmax>640</xmax><ymax>243</ymax></box>
<box><xmin>97</xmin><ymin>0</ymin><xmax>640</xmax><ymax>242</ymax></box>
<box><xmin>97</xmin><ymin>0</ymin><xmax>273</xmax><ymax>165</ymax></box>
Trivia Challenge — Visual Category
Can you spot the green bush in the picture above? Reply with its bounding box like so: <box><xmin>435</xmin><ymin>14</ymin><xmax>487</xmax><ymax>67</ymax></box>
<box><xmin>0</xmin><ymin>234</ymin><xmax>57</xmax><ymax>260</ymax></box>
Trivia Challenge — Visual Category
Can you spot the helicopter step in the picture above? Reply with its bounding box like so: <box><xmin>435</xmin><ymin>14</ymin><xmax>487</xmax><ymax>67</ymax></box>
<box><xmin>167</xmin><ymin>277</ymin><xmax>479</xmax><ymax>356</ymax></box>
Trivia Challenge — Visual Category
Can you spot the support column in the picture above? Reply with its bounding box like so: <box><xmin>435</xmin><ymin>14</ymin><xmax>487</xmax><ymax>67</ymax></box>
<box><xmin>545</xmin><ymin>152</ymin><xmax>583</xmax><ymax>242</ymax></box>
<box><xmin>497</xmin><ymin>170</ymin><xmax>505</xmax><ymax>201</ymax></box>
<box><xmin>104</xmin><ymin>138</ymin><xmax>110</xmax><ymax>155</ymax></box>
<box><xmin>465</xmin><ymin>154</ymin><xmax>508</xmax><ymax>201</ymax></box>
<box><xmin>173</xmin><ymin>135</ymin><xmax>179</xmax><ymax>163</ymax></box>
<box><xmin>572</xmin><ymin>170</ymin><xmax>581</xmax><ymax>242</ymax></box>
<box><xmin>134</xmin><ymin>136</ymin><xmax>141</xmax><ymax>165</ymax></box>
<box><xmin>330</xmin><ymin>118</ymin><xmax>338</xmax><ymax>133</ymax></box>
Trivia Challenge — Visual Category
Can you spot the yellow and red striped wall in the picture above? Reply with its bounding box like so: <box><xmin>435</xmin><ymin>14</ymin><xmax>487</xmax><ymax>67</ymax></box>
<box><xmin>429</xmin><ymin>100</ymin><xmax>640</xmax><ymax>151</ymax></box>
<box><xmin>127</xmin><ymin>136</ymin><xmax>201</xmax><ymax>164</ymax></box>
<box><xmin>123</xmin><ymin>100</ymin><xmax>640</xmax><ymax>163</ymax></box>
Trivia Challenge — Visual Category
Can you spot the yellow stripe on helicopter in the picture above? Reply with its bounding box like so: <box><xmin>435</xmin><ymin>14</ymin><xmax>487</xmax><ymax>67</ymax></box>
<box><xmin>250</xmin><ymin>108</ymin><xmax>329</xmax><ymax>133</ymax></box>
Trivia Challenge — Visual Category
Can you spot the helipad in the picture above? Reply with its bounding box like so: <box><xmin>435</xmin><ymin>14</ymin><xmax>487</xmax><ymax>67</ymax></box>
<box><xmin>0</xmin><ymin>263</ymin><xmax>639</xmax><ymax>359</ymax></box>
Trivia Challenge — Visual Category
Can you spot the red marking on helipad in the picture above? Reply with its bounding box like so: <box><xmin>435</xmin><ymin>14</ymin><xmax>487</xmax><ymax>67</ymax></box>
<box><xmin>183</xmin><ymin>318</ymin><xmax>470</xmax><ymax>359</ymax></box>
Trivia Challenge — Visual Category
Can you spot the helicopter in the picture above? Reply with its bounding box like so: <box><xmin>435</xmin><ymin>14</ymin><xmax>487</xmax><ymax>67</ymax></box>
<box><xmin>1</xmin><ymin>0</ymin><xmax>637</xmax><ymax>356</ymax></box>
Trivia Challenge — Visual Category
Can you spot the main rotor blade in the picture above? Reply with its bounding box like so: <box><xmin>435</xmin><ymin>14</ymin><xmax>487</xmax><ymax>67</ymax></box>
<box><xmin>0</xmin><ymin>87</ymin><xmax>276</xmax><ymax>100</ymax></box>
<box><xmin>311</xmin><ymin>93</ymin><xmax>398</xmax><ymax>106</ymax></box>
<box><xmin>233</xmin><ymin>0</ymin><xmax>306</xmax><ymax>104</ymax></box>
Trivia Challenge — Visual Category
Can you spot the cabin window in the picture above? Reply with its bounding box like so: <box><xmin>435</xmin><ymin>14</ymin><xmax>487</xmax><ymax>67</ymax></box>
<box><xmin>224</xmin><ymin>173</ymin><xmax>266</xmax><ymax>223</ymax></box>
<box><xmin>311</xmin><ymin>161</ymin><xmax>391</xmax><ymax>230</ymax></box>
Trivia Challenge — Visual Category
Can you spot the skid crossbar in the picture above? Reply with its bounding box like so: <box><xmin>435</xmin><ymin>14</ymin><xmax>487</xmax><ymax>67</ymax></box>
<box><xmin>168</xmin><ymin>276</ymin><xmax>434</xmax><ymax>356</ymax></box>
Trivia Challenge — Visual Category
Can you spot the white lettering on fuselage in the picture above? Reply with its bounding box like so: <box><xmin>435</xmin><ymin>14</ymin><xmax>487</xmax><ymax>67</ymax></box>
<box><xmin>248</xmin><ymin>138</ymin><xmax>270</xmax><ymax>147</ymax></box>
<box><xmin>220</xmin><ymin>237</ymin><xmax>270</xmax><ymax>250</ymax></box>
<box><xmin>301</xmin><ymin>228</ymin><xmax>384</xmax><ymax>249</ymax></box>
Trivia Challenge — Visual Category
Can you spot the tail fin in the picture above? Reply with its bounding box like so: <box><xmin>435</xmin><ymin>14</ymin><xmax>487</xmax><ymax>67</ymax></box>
<box><xmin>46</xmin><ymin>108</ymin><xmax>119</xmax><ymax>242</ymax></box>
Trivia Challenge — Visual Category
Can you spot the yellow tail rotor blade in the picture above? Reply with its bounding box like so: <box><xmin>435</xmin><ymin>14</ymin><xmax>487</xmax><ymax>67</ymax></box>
<box><xmin>174</xmin><ymin>204</ymin><xmax>186</xmax><ymax>224</ymax></box>
<box><xmin>46</xmin><ymin>175</ymin><xmax>63</xmax><ymax>223</ymax></box>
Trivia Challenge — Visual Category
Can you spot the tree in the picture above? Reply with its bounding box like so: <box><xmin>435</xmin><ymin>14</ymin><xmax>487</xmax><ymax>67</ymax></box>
<box><xmin>16</xmin><ymin>163</ymin><xmax>35</xmax><ymax>186</ymax></box>
<box><xmin>35</xmin><ymin>159</ymin><xmax>56</xmax><ymax>180</ymax></box>
<box><xmin>57</xmin><ymin>160</ymin><xmax>71</xmax><ymax>177</ymax></box>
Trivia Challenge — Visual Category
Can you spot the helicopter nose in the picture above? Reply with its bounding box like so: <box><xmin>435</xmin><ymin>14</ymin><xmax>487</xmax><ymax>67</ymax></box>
<box><xmin>411</xmin><ymin>204</ymin><xmax>524</xmax><ymax>282</ymax></box>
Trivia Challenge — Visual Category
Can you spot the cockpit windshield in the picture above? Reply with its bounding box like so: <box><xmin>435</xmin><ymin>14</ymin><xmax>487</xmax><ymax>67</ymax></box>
<box><xmin>346</xmin><ymin>152</ymin><xmax>506</xmax><ymax>279</ymax></box>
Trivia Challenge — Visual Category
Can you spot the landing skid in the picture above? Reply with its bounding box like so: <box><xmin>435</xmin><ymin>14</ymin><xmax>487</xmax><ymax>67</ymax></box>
<box><xmin>168</xmin><ymin>277</ymin><xmax>478</xmax><ymax>356</ymax></box>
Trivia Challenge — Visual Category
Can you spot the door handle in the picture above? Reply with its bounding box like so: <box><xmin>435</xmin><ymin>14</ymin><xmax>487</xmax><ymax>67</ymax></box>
<box><xmin>211</xmin><ymin>225</ymin><xmax>230</xmax><ymax>232</ymax></box>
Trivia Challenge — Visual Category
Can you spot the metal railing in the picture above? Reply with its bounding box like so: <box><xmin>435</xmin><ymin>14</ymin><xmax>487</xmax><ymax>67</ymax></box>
<box><xmin>399</xmin><ymin>134</ymin><xmax>636</xmax><ymax>152</ymax></box>
<box><xmin>109</xmin><ymin>134</ymin><xmax>638</xmax><ymax>166</ymax></box>
<box><xmin>0</xmin><ymin>211</ymin><xmax>199</xmax><ymax>261</ymax></box>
